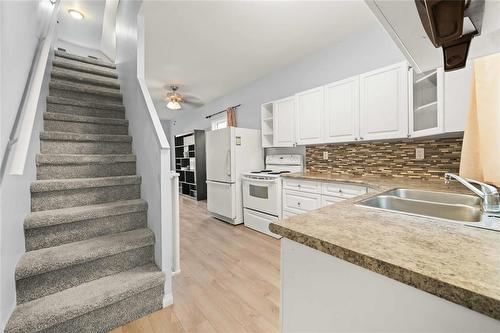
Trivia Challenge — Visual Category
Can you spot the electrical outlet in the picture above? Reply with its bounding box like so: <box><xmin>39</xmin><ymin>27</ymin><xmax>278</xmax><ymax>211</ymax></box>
<box><xmin>415</xmin><ymin>148</ymin><xmax>425</xmax><ymax>160</ymax></box>
<box><xmin>323</xmin><ymin>151</ymin><xmax>329</xmax><ymax>160</ymax></box>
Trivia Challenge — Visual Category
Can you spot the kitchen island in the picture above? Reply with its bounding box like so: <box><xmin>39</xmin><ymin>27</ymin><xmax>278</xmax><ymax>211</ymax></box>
<box><xmin>270</xmin><ymin>172</ymin><xmax>500</xmax><ymax>332</ymax></box>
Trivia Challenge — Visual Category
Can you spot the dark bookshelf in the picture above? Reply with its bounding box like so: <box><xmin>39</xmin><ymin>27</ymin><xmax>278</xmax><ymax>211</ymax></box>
<box><xmin>174</xmin><ymin>130</ymin><xmax>206</xmax><ymax>200</ymax></box>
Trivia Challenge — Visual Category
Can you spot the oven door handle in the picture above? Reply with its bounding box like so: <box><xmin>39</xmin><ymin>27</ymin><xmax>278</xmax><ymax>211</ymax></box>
<box><xmin>242</xmin><ymin>177</ymin><xmax>277</xmax><ymax>183</ymax></box>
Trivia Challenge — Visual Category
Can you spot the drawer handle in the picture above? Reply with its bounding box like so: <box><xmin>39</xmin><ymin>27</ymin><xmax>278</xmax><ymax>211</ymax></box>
<box><xmin>338</xmin><ymin>189</ymin><xmax>343</xmax><ymax>193</ymax></box>
<box><xmin>298</xmin><ymin>184</ymin><xmax>301</xmax><ymax>188</ymax></box>
<box><xmin>297</xmin><ymin>202</ymin><xmax>301</xmax><ymax>206</ymax></box>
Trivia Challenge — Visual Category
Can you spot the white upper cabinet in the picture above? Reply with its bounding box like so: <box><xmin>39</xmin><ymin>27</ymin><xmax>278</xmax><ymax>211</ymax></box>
<box><xmin>273</xmin><ymin>97</ymin><xmax>295</xmax><ymax>147</ymax></box>
<box><xmin>359</xmin><ymin>62</ymin><xmax>408</xmax><ymax>141</ymax></box>
<box><xmin>323</xmin><ymin>77</ymin><xmax>360</xmax><ymax>143</ymax></box>
<box><xmin>295</xmin><ymin>87</ymin><xmax>324</xmax><ymax>145</ymax></box>
<box><xmin>409</xmin><ymin>68</ymin><xmax>444</xmax><ymax>138</ymax></box>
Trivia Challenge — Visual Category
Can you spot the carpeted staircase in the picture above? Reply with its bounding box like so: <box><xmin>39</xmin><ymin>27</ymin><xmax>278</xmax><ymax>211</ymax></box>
<box><xmin>5</xmin><ymin>50</ymin><xmax>165</xmax><ymax>333</ymax></box>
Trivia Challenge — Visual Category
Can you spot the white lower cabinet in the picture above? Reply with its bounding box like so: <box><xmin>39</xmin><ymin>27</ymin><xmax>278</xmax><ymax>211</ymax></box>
<box><xmin>283</xmin><ymin>190</ymin><xmax>322</xmax><ymax>213</ymax></box>
<box><xmin>321</xmin><ymin>195</ymin><xmax>344</xmax><ymax>208</ymax></box>
<box><xmin>281</xmin><ymin>239</ymin><xmax>500</xmax><ymax>333</ymax></box>
<box><xmin>322</xmin><ymin>182</ymin><xmax>367</xmax><ymax>198</ymax></box>
<box><xmin>283</xmin><ymin>179</ymin><xmax>367</xmax><ymax>217</ymax></box>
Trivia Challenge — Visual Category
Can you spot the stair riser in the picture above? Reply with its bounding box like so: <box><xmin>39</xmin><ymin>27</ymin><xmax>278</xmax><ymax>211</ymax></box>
<box><xmin>31</xmin><ymin>184</ymin><xmax>141</xmax><ymax>211</ymax></box>
<box><xmin>50</xmin><ymin>88</ymin><xmax>122</xmax><ymax>104</ymax></box>
<box><xmin>37</xmin><ymin>162</ymin><xmax>136</xmax><ymax>180</ymax></box>
<box><xmin>47</xmin><ymin>103</ymin><xmax>125</xmax><ymax>119</ymax></box>
<box><xmin>25</xmin><ymin>211</ymin><xmax>147</xmax><ymax>251</ymax></box>
<box><xmin>53</xmin><ymin>60</ymin><xmax>118</xmax><ymax>79</ymax></box>
<box><xmin>16</xmin><ymin>246</ymin><xmax>154</xmax><ymax>304</ymax></box>
<box><xmin>53</xmin><ymin>75</ymin><xmax>120</xmax><ymax>89</ymax></box>
<box><xmin>55</xmin><ymin>51</ymin><xmax>116</xmax><ymax>69</ymax></box>
<box><xmin>44</xmin><ymin>119</ymin><xmax>128</xmax><ymax>135</ymax></box>
<box><xmin>37</xmin><ymin>285</ymin><xmax>163</xmax><ymax>333</ymax></box>
<box><xmin>41</xmin><ymin>140</ymin><xmax>132</xmax><ymax>155</ymax></box>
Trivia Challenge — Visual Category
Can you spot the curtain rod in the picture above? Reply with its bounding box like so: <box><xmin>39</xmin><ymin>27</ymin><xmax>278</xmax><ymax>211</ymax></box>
<box><xmin>205</xmin><ymin>104</ymin><xmax>241</xmax><ymax>119</ymax></box>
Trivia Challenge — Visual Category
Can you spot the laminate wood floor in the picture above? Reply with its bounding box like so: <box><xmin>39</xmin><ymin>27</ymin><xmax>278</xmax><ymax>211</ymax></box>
<box><xmin>110</xmin><ymin>197</ymin><xmax>281</xmax><ymax>333</ymax></box>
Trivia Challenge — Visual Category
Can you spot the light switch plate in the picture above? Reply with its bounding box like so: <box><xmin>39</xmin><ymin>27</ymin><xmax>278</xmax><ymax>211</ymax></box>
<box><xmin>415</xmin><ymin>148</ymin><xmax>425</xmax><ymax>160</ymax></box>
<box><xmin>323</xmin><ymin>151</ymin><xmax>329</xmax><ymax>160</ymax></box>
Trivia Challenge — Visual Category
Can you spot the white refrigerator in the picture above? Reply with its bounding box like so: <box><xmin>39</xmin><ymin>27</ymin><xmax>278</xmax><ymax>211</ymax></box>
<box><xmin>206</xmin><ymin>127</ymin><xmax>263</xmax><ymax>225</ymax></box>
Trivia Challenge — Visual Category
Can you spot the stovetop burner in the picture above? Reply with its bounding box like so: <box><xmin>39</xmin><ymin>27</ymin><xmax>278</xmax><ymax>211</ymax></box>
<box><xmin>251</xmin><ymin>170</ymin><xmax>272</xmax><ymax>174</ymax></box>
<box><xmin>268</xmin><ymin>171</ymin><xmax>291</xmax><ymax>175</ymax></box>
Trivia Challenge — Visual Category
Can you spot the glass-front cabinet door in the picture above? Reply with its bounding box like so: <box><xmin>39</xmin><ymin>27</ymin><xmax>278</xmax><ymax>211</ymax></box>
<box><xmin>409</xmin><ymin>67</ymin><xmax>444</xmax><ymax>137</ymax></box>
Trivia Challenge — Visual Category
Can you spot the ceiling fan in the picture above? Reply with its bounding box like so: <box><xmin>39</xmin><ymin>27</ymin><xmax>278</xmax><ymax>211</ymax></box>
<box><xmin>165</xmin><ymin>85</ymin><xmax>203</xmax><ymax>110</ymax></box>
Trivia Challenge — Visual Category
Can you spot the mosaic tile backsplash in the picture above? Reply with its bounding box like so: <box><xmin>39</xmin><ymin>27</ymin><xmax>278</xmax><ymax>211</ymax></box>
<box><xmin>306</xmin><ymin>136</ymin><xmax>463</xmax><ymax>180</ymax></box>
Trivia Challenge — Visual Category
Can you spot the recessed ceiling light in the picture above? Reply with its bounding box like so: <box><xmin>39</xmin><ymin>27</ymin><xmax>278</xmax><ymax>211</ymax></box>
<box><xmin>68</xmin><ymin>9</ymin><xmax>84</xmax><ymax>20</ymax></box>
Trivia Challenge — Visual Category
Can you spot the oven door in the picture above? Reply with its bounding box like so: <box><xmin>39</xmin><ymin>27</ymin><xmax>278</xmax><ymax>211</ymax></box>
<box><xmin>242</xmin><ymin>177</ymin><xmax>279</xmax><ymax>216</ymax></box>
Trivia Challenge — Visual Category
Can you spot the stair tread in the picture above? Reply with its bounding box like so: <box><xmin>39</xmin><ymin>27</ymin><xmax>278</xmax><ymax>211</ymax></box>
<box><xmin>31</xmin><ymin>175</ymin><xmax>141</xmax><ymax>193</ymax></box>
<box><xmin>25</xmin><ymin>199</ymin><xmax>147</xmax><ymax>229</ymax></box>
<box><xmin>53</xmin><ymin>57</ymin><xmax>118</xmax><ymax>79</ymax></box>
<box><xmin>40</xmin><ymin>131</ymin><xmax>132</xmax><ymax>142</ymax></box>
<box><xmin>16</xmin><ymin>228</ymin><xmax>154</xmax><ymax>280</ymax></box>
<box><xmin>50</xmin><ymin>80</ymin><xmax>122</xmax><ymax>98</ymax></box>
<box><xmin>44</xmin><ymin>112</ymin><xmax>128</xmax><ymax>126</ymax></box>
<box><xmin>36</xmin><ymin>153</ymin><xmax>136</xmax><ymax>165</ymax></box>
<box><xmin>47</xmin><ymin>96</ymin><xmax>125</xmax><ymax>111</ymax></box>
<box><xmin>52</xmin><ymin>67</ymin><xmax>120</xmax><ymax>89</ymax></box>
<box><xmin>5</xmin><ymin>264</ymin><xmax>164</xmax><ymax>333</ymax></box>
<box><xmin>54</xmin><ymin>50</ymin><xmax>116</xmax><ymax>69</ymax></box>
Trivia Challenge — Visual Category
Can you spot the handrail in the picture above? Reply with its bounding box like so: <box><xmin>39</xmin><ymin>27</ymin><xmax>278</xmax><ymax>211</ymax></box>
<box><xmin>135</xmin><ymin>13</ymin><xmax>178</xmax><ymax>291</ymax></box>
<box><xmin>136</xmin><ymin>14</ymin><xmax>169</xmax><ymax>150</ymax></box>
<box><xmin>0</xmin><ymin>0</ymin><xmax>60</xmax><ymax>184</ymax></box>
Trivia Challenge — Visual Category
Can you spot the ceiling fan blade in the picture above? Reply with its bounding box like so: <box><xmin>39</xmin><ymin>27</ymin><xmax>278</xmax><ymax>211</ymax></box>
<box><xmin>182</xmin><ymin>99</ymin><xmax>205</xmax><ymax>107</ymax></box>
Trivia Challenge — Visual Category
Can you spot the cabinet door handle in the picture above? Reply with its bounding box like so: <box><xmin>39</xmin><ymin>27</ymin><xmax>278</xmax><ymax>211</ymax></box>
<box><xmin>297</xmin><ymin>202</ymin><xmax>301</xmax><ymax>207</ymax></box>
<box><xmin>360</xmin><ymin>137</ymin><xmax>364</xmax><ymax>140</ymax></box>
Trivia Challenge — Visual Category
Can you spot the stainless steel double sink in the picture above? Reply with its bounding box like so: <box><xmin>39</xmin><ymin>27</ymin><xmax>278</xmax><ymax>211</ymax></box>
<box><xmin>357</xmin><ymin>188</ymin><xmax>500</xmax><ymax>231</ymax></box>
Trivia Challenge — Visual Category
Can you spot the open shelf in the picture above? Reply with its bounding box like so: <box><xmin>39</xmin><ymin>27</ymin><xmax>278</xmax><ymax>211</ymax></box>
<box><xmin>415</xmin><ymin>101</ymin><xmax>438</xmax><ymax>111</ymax></box>
<box><xmin>261</xmin><ymin>102</ymin><xmax>274</xmax><ymax>148</ymax></box>
<box><xmin>174</xmin><ymin>130</ymin><xmax>206</xmax><ymax>201</ymax></box>
<box><xmin>414</xmin><ymin>70</ymin><xmax>437</xmax><ymax>84</ymax></box>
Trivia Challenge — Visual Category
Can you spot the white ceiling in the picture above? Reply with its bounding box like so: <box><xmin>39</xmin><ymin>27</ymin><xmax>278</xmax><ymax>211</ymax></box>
<box><xmin>142</xmin><ymin>1</ymin><xmax>379</xmax><ymax>119</ymax></box>
<box><xmin>58</xmin><ymin>0</ymin><xmax>106</xmax><ymax>50</ymax></box>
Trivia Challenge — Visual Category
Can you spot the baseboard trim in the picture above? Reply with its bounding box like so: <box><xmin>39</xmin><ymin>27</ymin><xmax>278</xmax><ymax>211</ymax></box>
<box><xmin>172</xmin><ymin>269</ymin><xmax>181</xmax><ymax>276</ymax></box>
<box><xmin>162</xmin><ymin>292</ymin><xmax>173</xmax><ymax>308</ymax></box>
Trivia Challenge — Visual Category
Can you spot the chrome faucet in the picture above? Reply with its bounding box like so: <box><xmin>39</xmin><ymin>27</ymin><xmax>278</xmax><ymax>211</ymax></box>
<box><xmin>444</xmin><ymin>173</ymin><xmax>500</xmax><ymax>213</ymax></box>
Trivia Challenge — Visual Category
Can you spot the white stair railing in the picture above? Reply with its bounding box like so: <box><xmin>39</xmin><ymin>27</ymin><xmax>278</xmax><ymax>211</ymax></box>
<box><xmin>171</xmin><ymin>172</ymin><xmax>180</xmax><ymax>275</ymax></box>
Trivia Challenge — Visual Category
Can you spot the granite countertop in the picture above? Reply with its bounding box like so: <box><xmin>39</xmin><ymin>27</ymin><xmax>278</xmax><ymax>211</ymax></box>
<box><xmin>270</xmin><ymin>172</ymin><xmax>500</xmax><ymax>320</ymax></box>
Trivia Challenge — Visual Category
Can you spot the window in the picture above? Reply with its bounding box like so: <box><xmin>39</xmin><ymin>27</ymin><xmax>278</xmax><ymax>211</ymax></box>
<box><xmin>211</xmin><ymin>114</ymin><xmax>227</xmax><ymax>130</ymax></box>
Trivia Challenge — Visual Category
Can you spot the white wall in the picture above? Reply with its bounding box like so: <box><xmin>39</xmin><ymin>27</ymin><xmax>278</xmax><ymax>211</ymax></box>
<box><xmin>167</xmin><ymin>24</ymin><xmax>405</xmax><ymax>138</ymax></box>
<box><xmin>0</xmin><ymin>0</ymin><xmax>55</xmax><ymax>329</ymax></box>
<box><xmin>100</xmin><ymin>0</ymin><xmax>119</xmax><ymax>61</ymax></box>
<box><xmin>56</xmin><ymin>39</ymin><xmax>109</xmax><ymax>60</ymax></box>
<box><xmin>115</xmin><ymin>0</ymin><xmax>173</xmax><ymax>303</ymax></box>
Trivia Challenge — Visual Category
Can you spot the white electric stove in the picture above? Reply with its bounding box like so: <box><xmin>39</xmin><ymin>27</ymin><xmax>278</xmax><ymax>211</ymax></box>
<box><xmin>241</xmin><ymin>155</ymin><xmax>303</xmax><ymax>238</ymax></box>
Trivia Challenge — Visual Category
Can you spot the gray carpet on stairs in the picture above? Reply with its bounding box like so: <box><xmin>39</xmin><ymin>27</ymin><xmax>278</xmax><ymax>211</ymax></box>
<box><xmin>4</xmin><ymin>51</ymin><xmax>165</xmax><ymax>333</ymax></box>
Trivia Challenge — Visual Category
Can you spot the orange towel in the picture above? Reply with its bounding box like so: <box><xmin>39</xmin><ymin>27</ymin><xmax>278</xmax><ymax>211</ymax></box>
<box><xmin>459</xmin><ymin>52</ymin><xmax>500</xmax><ymax>186</ymax></box>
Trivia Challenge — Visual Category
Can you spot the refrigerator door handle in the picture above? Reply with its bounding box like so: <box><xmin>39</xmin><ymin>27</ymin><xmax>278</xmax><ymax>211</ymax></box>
<box><xmin>225</xmin><ymin>149</ymin><xmax>231</xmax><ymax>177</ymax></box>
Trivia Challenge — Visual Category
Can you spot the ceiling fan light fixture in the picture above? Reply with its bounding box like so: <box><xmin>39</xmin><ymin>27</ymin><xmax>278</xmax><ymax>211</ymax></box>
<box><xmin>167</xmin><ymin>101</ymin><xmax>182</xmax><ymax>110</ymax></box>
